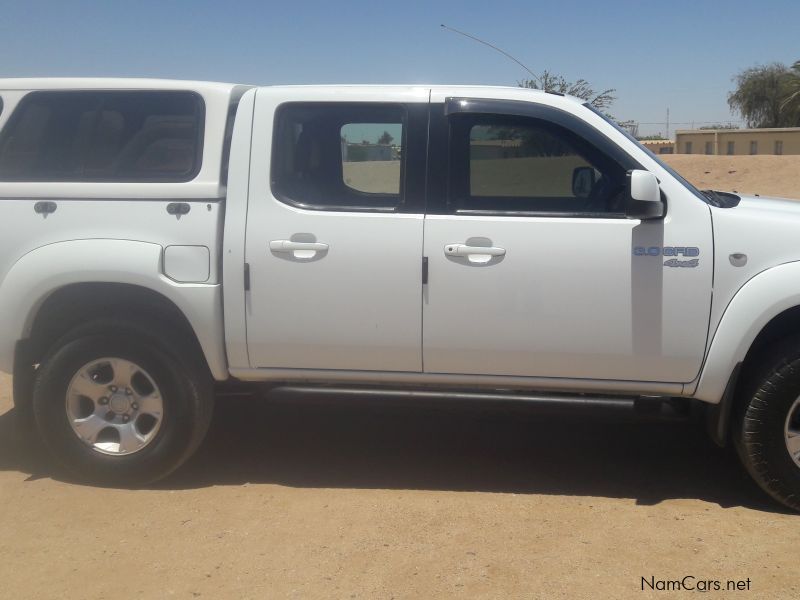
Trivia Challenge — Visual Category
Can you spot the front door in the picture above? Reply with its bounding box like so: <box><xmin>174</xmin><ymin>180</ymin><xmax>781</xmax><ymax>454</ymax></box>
<box><xmin>422</xmin><ymin>99</ymin><xmax>713</xmax><ymax>383</ymax></box>
<box><xmin>245</xmin><ymin>89</ymin><xmax>428</xmax><ymax>371</ymax></box>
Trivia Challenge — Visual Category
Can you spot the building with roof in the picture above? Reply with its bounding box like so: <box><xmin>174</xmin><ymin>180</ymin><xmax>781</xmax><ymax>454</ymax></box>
<box><xmin>675</xmin><ymin>127</ymin><xmax>800</xmax><ymax>155</ymax></box>
<box><xmin>640</xmin><ymin>139</ymin><xmax>675</xmax><ymax>155</ymax></box>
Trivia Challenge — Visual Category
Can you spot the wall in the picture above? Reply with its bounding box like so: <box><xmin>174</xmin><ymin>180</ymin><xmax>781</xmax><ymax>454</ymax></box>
<box><xmin>675</xmin><ymin>129</ymin><xmax>800</xmax><ymax>155</ymax></box>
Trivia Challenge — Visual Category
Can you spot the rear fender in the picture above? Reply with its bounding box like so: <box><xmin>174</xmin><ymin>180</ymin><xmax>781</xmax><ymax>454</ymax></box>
<box><xmin>0</xmin><ymin>239</ymin><xmax>227</xmax><ymax>379</ymax></box>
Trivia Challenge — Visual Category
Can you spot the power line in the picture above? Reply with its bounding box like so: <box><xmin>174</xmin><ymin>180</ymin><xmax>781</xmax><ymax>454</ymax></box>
<box><xmin>637</xmin><ymin>119</ymin><xmax>744</xmax><ymax>125</ymax></box>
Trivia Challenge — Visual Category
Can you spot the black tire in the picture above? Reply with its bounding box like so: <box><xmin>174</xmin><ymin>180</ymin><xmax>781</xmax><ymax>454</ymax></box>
<box><xmin>32</xmin><ymin>317</ymin><xmax>213</xmax><ymax>485</ymax></box>
<box><xmin>734</xmin><ymin>336</ymin><xmax>800</xmax><ymax>511</ymax></box>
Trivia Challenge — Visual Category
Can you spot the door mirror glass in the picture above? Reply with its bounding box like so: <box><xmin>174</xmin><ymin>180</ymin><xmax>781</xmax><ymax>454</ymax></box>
<box><xmin>626</xmin><ymin>169</ymin><xmax>664</xmax><ymax>219</ymax></box>
<box><xmin>571</xmin><ymin>166</ymin><xmax>597</xmax><ymax>198</ymax></box>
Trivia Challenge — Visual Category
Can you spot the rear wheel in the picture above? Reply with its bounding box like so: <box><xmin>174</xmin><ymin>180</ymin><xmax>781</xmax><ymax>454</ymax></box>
<box><xmin>734</xmin><ymin>337</ymin><xmax>800</xmax><ymax>511</ymax></box>
<box><xmin>32</xmin><ymin>319</ymin><xmax>213</xmax><ymax>485</ymax></box>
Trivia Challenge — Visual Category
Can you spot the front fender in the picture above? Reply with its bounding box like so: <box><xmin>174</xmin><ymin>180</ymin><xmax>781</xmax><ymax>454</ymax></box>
<box><xmin>0</xmin><ymin>239</ymin><xmax>228</xmax><ymax>380</ymax></box>
<box><xmin>693</xmin><ymin>261</ymin><xmax>800</xmax><ymax>403</ymax></box>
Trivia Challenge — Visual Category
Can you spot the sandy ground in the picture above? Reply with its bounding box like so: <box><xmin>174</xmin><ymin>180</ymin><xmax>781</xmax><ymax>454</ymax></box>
<box><xmin>661</xmin><ymin>155</ymin><xmax>800</xmax><ymax>199</ymax></box>
<box><xmin>344</xmin><ymin>155</ymin><xmax>800</xmax><ymax>200</ymax></box>
<box><xmin>2</xmin><ymin>156</ymin><xmax>800</xmax><ymax>598</ymax></box>
<box><xmin>1</xmin><ymin>373</ymin><xmax>799</xmax><ymax>599</ymax></box>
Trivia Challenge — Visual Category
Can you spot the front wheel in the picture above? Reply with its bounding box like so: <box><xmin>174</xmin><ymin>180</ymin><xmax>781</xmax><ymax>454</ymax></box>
<box><xmin>734</xmin><ymin>337</ymin><xmax>800</xmax><ymax>511</ymax></box>
<box><xmin>32</xmin><ymin>319</ymin><xmax>213</xmax><ymax>485</ymax></box>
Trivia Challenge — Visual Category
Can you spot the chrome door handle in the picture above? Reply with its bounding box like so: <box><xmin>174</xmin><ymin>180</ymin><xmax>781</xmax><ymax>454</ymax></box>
<box><xmin>444</xmin><ymin>243</ymin><xmax>506</xmax><ymax>257</ymax></box>
<box><xmin>269</xmin><ymin>240</ymin><xmax>329</xmax><ymax>253</ymax></box>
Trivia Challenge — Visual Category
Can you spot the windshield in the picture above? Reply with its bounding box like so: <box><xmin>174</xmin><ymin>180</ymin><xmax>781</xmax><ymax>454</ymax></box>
<box><xmin>582</xmin><ymin>103</ymin><xmax>710</xmax><ymax>205</ymax></box>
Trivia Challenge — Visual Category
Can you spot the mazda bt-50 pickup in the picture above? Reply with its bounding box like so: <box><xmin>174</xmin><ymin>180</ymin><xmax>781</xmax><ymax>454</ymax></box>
<box><xmin>1</xmin><ymin>79</ymin><xmax>799</xmax><ymax>510</ymax></box>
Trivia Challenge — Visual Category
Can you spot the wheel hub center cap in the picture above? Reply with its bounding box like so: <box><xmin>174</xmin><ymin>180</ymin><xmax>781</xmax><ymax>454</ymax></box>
<box><xmin>109</xmin><ymin>393</ymin><xmax>131</xmax><ymax>415</ymax></box>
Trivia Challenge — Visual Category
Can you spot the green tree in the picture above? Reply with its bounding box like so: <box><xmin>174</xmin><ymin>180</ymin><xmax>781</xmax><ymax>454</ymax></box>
<box><xmin>728</xmin><ymin>62</ymin><xmax>799</xmax><ymax>127</ymax></box>
<box><xmin>377</xmin><ymin>131</ymin><xmax>394</xmax><ymax>145</ymax></box>
<box><xmin>519</xmin><ymin>70</ymin><xmax>616</xmax><ymax>110</ymax></box>
<box><xmin>781</xmin><ymin>61</ymin><xmax>800</xmax><ymax>123</ymax></box>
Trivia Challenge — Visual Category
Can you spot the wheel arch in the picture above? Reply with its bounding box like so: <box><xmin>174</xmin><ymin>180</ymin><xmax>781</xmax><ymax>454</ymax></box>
<box><xmin>0</xmin><ymin>239</ymin><xmax>228</xmax><ymax>389</ymax></box>
<box><xmin>693</xmin><ymin>261</ymin><xmax>800</xmax><ymax>405</ymax></box>
<box><xmin>26</xmin><ymin>282</ymin><xmax>207</xmax><ymax>365</ymax></box>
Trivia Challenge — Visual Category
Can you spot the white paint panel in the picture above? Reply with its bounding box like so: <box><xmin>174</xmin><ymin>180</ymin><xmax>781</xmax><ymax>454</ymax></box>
<box><xmin>0</xmin><ymin>239</ymin><xmax>227</xmax><ymax>379</ymax></box>
<box><xmin>423</xmin><ymin>191</ymin><xmax>713</xmax><ymax>382</ymax></box>
<box><xmin>694</xmin><ymin>261</ymin><xmax>800</xmax><ymax>403</ymax></box>
<box><xmin>688</xmin><ymin>196</ymin><xmax>800</xmax><ymax>401</ymax></box>
<box><xmin>244</xmin><ymin>87</ymin><xmax>427</xmax><ymax>371</ymax></box>
<box><xmin>221</xmin><ymin>88</ymin><xmax>256</xmax><ymax>370</ymax></box>
<box><xmin>164</xmin><ymin>245</ymin><xmax>210</xmax><ymax>283</ymax></box>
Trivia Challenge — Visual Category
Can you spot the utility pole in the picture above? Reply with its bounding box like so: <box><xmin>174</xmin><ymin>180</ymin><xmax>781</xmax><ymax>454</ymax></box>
<box><xmin>666</xmin><ymin>107</ymin><xmax>670</xmax><ymax>140</ymax></box>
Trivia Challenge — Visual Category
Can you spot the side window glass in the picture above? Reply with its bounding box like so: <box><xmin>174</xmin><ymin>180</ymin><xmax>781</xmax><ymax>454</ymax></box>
<box><xmin>341</xmin><ymin>122</ymin><xmax>401</xmax><ymax>194</ymax></box>
<box><xmin>0</xmin><ymin>91</ymin><xmax>203</xmax><ymax>182</ymax></box>
<box><xmin>0</xmin><ymin>93</ymin><xmax>97</xmax><ymax>180</ymax></box>
<box><xmin>450</xmin><ymin>115</ymin><xmax>627</xmax><ymax>215</ymax></box>
<box><xmin>85</xmin><ymin>93</ymin><xmax>202</xmax><ymax>180</ymax></box>
<box><xmin>272</xmin><ymin>103</ymin><xmax>404</xmax><ymax>211</ymax></box>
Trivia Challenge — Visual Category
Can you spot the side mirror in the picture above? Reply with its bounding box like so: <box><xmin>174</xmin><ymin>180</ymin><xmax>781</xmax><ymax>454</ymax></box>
<box><xmin>572</xmin><ymin>166</ymin><xmax>597</xmax><ymax>198</ymax></box>
<box><xmin>626</xmin><ymin>170</ymin><xmax>664</xmax><ymax>219</ymax></box>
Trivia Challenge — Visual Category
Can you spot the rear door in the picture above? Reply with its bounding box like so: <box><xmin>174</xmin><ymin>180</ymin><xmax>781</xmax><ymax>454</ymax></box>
<box><xmin>244</xmin><ymin>88</ymin><xmax>429</xmax><ymax>371</ymax></box>
<box><xmin>422</xmin><ymin>97</ymin><xmax>713</xmax><ymax>382</ymax></box>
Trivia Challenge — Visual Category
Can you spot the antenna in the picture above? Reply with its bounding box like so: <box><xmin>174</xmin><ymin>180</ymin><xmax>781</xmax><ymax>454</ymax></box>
<box><xmin>440</xmin><ymin>24</ymin><xmax>541</xmax><ymax>85</ymax></box>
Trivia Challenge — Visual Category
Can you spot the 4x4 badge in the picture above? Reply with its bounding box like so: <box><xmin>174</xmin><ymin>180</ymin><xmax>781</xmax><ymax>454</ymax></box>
<box><xmin>663</xmin><ymin>258</ymin><xmax>699</xmax><ymax>268</ymax></box>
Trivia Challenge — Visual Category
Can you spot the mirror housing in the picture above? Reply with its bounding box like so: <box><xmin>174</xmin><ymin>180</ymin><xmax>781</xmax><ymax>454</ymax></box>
<box><xmin>572</xmin><ymin>166</ymin><xmax>597</xmax><ymax>199</ymax></box>
<box><xmin>626</xmin><ymin>170</ymin><xmax>664</xmax><ymax>219</ymax></box>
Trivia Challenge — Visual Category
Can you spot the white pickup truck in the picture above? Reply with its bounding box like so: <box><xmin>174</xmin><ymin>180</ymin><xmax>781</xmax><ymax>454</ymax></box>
<box><xmin>1</xmin><ymin>79</ymin><xmax>799</xmax><ymax>509</ymax></box>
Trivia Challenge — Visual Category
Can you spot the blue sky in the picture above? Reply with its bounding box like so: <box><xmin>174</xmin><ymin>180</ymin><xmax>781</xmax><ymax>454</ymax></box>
<box><xmin>1</xmin><ymin>0</ymin><xmax>797</xmax><ymax>137</ymax></box>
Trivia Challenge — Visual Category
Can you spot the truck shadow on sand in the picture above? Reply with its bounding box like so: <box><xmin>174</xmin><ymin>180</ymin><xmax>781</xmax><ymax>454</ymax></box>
<box><xmin>0</xmin><ymin>389</ymin><xmax>786</xmax><ymax>513</ymax></box>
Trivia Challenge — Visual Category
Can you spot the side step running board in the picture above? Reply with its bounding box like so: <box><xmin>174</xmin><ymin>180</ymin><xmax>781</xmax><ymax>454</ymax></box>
<box><xmin>265</xmin><ymin>385</ymin><xmax>691</xmax><ymax>419</ymax></box>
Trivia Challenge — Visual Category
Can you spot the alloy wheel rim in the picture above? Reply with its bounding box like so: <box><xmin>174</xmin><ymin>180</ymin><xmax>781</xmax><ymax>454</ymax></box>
<box><xmin>65</xmin><ymin>358</ymin><xmax>164</xmax><ymax>456</ymax></box>
<box><xmin>785</xmin><ymin>397</ymin><xmax>800</xmax><ymax>468</ymax></box>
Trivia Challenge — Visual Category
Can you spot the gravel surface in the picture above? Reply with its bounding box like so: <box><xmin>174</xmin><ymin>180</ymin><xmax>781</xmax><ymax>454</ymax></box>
<box><xmin>1</xmin><ymin>372</ymin><xmax>798</xmax><ymax>599</ymax></box>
